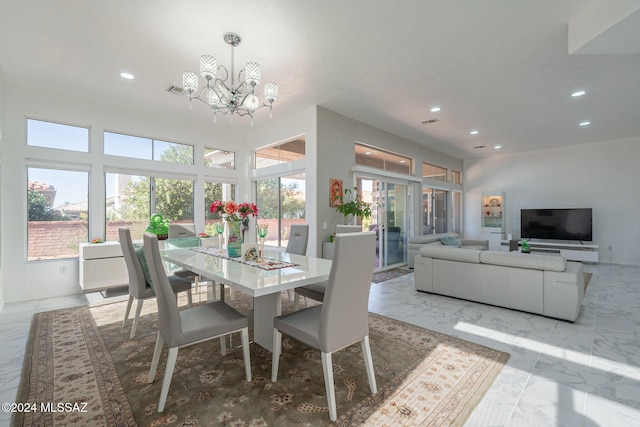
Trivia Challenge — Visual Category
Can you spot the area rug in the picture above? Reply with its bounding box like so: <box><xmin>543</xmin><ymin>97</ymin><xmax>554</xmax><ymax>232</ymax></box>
<box><xmin>371</xmin><ymin>268</ymin><xmax>413</xmax><ymax>283</ymax></box>
<box><xmin>15</xmin><ymin>295</ymin><xmax>509</xmax><ymax>426</ymax></box>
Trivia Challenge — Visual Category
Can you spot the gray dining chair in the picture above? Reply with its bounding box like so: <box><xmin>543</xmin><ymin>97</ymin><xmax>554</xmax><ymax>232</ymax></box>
<box><xmin>167</xmin><ymin>224</ymin><xmax>203</xmax><ymax>292</ymax></box>
<box><xmin>119</xmin><ymin>227</ymin><xmax>193</xmax><ymax>339</ymax></box>
<box><xmin>285</xmin><ymin>224</ymin><xmax>309</xmax><ymax>256</ymax></box>
<box><xmin>271</xmin><ymin>231</ymin><xmax>377</xmax><ymax>422</ymax></box>
<box><xmin>285</xmin><ymin>224</ymin><xmax>309</xmax><ymax>301</ymax></box>
<box><xmin>335</xmin><ymin>224</ymin><xmax>363</xmax><ymax>233</ymax></box>
<box><xmin>144</xmin><ymin>232</ymin><xmax>252</xmax><ymax>413</ymax></box>
<box><xmin>293</xmin><ymin>224</ymin><xmax>363</xmax><ymax>310</ymax></box>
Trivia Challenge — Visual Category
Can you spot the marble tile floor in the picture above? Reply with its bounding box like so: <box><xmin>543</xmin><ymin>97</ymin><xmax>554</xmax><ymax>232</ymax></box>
<box><xmin>1</xmin><ymin>263</ymin><xmax>639</xmax><ymax>426</ymax></box>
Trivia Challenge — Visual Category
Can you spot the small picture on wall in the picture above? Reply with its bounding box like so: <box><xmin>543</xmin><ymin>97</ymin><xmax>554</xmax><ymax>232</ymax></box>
<box><xmin>330</xmin><ymin>178</ymin><xmax>343</xmax><ymax>207</ymax></box>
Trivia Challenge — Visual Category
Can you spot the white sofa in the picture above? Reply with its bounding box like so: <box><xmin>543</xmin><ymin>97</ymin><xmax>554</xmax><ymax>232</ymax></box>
<box><xmin>407</xmin><ymin>233</ymin><xmax>489</xmax><ymax>268</ymax></box>
<box><xmin>414</xmin><ymin>246</ymin><xmax>584</xmax><ymax>321</ymax></box>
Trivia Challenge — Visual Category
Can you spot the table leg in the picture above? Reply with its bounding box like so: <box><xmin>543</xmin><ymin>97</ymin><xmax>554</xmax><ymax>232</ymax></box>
<box><xmin>252</xmin><ymin>293</ymin><xmax>282</xmax><ymax>352</ymax></box>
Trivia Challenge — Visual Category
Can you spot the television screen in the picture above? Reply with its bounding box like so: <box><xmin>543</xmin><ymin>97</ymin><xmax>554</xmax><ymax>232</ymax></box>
<box><xmin>521</xmin><ymin>208</ymin><xmax>592</xmax><ymax>241</ymax></box>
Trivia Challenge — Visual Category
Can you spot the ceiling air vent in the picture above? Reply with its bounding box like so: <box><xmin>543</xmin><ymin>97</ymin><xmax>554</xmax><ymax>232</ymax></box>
<box><xmin>473</xmin><ymin>145</ymin><xmax>486</xmax><ymax>149</ymax></box>
<box><xmin>421</xmin><ymin>118</ymin><xmax>440</xmax><ymax>125</ymax></box>
<box><xmin>166</xmin><ymin>84</ymin><xmax>185</xmax><ymax>95</ymax></box>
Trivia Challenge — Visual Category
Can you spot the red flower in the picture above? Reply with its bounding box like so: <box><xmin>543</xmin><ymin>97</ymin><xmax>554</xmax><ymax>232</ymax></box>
<box><xmin>210</xmin><ymin>200</ymin><xmax>224</xmax><ymax>215</ymax></box>
<box><xmin>209</xmin><ymin>200</ymin><xmax>258</xmax><ymax>221</ymax></box>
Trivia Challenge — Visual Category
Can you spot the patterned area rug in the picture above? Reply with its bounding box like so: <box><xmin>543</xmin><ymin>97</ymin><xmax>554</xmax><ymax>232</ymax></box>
<box><xmin>15</xmin><ymin>294</ymin><xmax>509</xmax><ymax>426</ymax></box>
<box><xmin>371</xmin><ymin>268</ymin><xmax>413</xmax><ymax>283</ymax></box>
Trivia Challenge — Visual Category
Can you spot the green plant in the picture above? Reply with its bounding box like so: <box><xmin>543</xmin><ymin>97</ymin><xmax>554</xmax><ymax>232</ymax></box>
<box><xmin>335</xmin><ymin>187</ymin><xmax>373</xmax><ymax>224</ymax></box>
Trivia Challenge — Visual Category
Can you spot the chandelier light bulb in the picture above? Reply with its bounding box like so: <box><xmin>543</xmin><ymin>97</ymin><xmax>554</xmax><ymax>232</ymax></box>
<box><xmin>182</xmin><ymin>71</ymin><xmax>198</xmax><ymax>94</ymax></box>
<box><xmin>264</xmin><ymin>82</ymin><xmax>278</xmax><ymax>103</ymax></box>
<box><xmin>200</xmin><ymin>55</ymin><xmax>217</xmax><ymax>79</ymax></box>
<box><xmin>245</xmin><ymin>62</ymin><xmax>261</xmax><ymax>86</ymax></box>
<box><xmin>208</xmin><ymin>88</ymin><xmax>221</xmax><ymax>106</ymax></box>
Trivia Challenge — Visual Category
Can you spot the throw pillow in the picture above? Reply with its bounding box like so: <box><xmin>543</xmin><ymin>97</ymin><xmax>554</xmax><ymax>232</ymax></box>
<box><xmin>441</xmin><ymin>235</ymin><xmax>463</xmax><ymax>247</ymax></box>
<box><xmin>134</xmin><ymin>245</ymin><xmax>154</xmax><ymax>288</ymax></box>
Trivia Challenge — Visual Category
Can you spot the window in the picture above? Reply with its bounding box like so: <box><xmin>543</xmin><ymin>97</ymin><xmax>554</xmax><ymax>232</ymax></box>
<box><xmin>105</xmin><ymin>173</ymin><xmax>194</xmax><ymax>241</ymax></box>
<box><xmin>27</xmin><ymin>168</ymin><xmax>89</xmax><ymax>260</ymax></box>
<box><xmin>451</xmin><ymin>170</ymin><xmax>462</xmax><ymax>185</ymax></box>
<box><xmin>255</xmin><ymin>137</ymin><xmax>305</xmax><ymax>169</ymax></box>
<box><xmin>104</xmin><ymin>132</ymin><xmax>194</xmax><ymax>165</ymax></box>
<box><xmin>204</xmin><ymin>147</ymin><xmax>235</xmax><ymax>169</ymax></box>
<box><xmin>27</xmin><ymin>119</ymin><xmax>89</xmax><ymax>152</ymax></box>
<box><xmin>452</xmin><ymin>191</ymin><xmax>462</xmax><ymax>234</ymax></box>
<box><xmin>204</xmin><ymin>181</ymin><xmax>236</xmax><ymax>235</ymax></box>
<box><xmin>256</xmin><ymin>173</ymin><xmax>306</xmax><ymax>248</ymax></box>
<box><xmin>422</xmin><ymin>163</ymin><xmax>447</xmax><ymax>181</ymax></box>
<box><xmin>355</xmin><ymin>143</ymin><xmax>412</xmax><ymax>174</ymax></box>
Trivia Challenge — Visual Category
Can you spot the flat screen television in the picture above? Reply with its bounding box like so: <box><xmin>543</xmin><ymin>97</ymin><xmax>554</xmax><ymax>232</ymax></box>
<box><xmin>521</xmin><ymin>208</ymin><xmax>592</xmax><ymax>241</ymax></box>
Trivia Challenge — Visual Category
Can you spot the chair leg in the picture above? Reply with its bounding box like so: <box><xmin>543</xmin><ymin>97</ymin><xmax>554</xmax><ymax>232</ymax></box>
<box><xmin>287</xmin><ymin>289</ymin><xmax>293</xmax><ymax>302</ymax></box>
<box><xmin>158</xmin><ymin>347</ymin><xmax>179</xmax><ymax>413</ymax></box>
<box><xmin>271</xmin><ymin>329</ymin><xmax>282</xmax><ymax>382</ymax></box>
<box><xmin>187</xmin><ymin>289</ymin><xmax>193</xmax><ymax>308</ymax></box>
<box><xmin>361</xmin><ymin>335</ymin><xmax>377</xmax><ymax>394</ymax></box>
<box><xmin>148</xmin><ymin>331</ymin><xmax>164</xmax><ymax>383</ymax></box>
<box><xmin>293</xmin><ymin>292</ymin><xmax>300</xmax><ymax>311</ymax></box>
<box><xmin>220</xmin><ymin>336</ymin><xmax>227</xmax><ymax>356</ymax></box>
<box><xmin>241</xmin><ymin>328</ymin><xmax>252</xmax><ymax>382</ymax></box>
<box><xmin>130</xmin><ymin>298</ymin><xmax>144</xmax><ymax>339</ymax></box>
<box><xmin>122</xmin><ymin>294</ymin><xmax>134</xmax><ymax>328</ymax></box>
<box><xmin>321</xmin><ymin>351</ymin><xmax>337</xmax><ymax>422</ymax></box>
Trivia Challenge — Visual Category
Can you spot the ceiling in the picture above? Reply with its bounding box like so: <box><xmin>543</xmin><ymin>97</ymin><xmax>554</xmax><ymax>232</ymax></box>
<box><xmin>1</xmin><ymin>1</ymin><xmax>639</xmax><ymax>160</ymax></box>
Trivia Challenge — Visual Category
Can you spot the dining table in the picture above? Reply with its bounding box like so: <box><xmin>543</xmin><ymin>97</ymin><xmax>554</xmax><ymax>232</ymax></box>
<box><xmin>159</xmin><ymin>246</ymin><xmax>332</xmax><ymax>352</ymax></box>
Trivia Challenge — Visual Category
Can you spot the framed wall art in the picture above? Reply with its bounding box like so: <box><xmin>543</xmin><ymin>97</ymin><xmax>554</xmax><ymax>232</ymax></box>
<box><xmin>329</xmin><ymin>178</ymin><xmax>343</xmax><ymax>207</ymax></box>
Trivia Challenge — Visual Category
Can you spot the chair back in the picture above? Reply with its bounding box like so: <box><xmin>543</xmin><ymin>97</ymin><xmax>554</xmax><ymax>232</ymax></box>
<box><xmin>319</xmin><ymin>232</ymin><xmax>376</xmax><ymax>352</ymax></box>
<box><xmin>286</xmin><ymin>224</ymin><xmax>309</xmax><ymax>255</ymax></box>
<box><xmin>336</xmin><ymin>225</ymin><xmax>362</xmax><ymax>234</ymax></box>
<box><xmin>144</xmin><ymin>232</ymin><xmax>182</xmax><ymax>347</ymax></box>
<box><xmin>169</xmin><ymin>223</ymin><xmax>196</xmax><ymax>239</ymax></box>
<box><xmin>119</xmin><ymin>227</ymin><xmax>148</xmax><ymax>299</ymax></box>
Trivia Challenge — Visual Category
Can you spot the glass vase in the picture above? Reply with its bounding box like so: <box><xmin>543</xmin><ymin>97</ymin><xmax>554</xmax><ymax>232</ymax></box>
<box><xmin>227</xmin><ymin>219</ymin><xmax>243</xmax><ymax>258</ymax></box>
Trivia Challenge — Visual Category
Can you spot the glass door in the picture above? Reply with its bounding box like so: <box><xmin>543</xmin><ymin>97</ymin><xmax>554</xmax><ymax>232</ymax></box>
<box><xmin>422</xmin><ymin>187</ymin><xmax>447</xmax><ymax>234</ymax></box>
<box><xmin>357</xmin><ymin>177</ymin><xmax>409</xmax><ymax>270</ymax></box>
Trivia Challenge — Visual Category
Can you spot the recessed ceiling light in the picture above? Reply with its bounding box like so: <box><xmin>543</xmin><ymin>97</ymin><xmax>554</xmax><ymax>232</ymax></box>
<box><xmin>120</xmin><ymin>72</ymin><xmax>134</xmax><ymax>80</ymax></box>
<box><xmin>470</xmin><ymin>130</ymin><xmax>479</xmax><ymax>135</ymax></box>
<box><xmin>430</xmin><ymin>106</ymin><xmax>441</xmax><ymax>112</ymax></box>
<box><xmin>572</xmin><ymin>90</ymin><xmax>586</xmax><ymax>97</ymax></box>
<box><xmin>494</xmin><ymin>145</ymin><xmax>502</xmax><ymax>149</ymax></box>
<box><xmin>399</xmin><ymin>160</ymin><xmax>406</xmax><ymax>163</ymax></box>
<box><xmin>579</xmin><ymin>121</ymin><xmax>591</xmax><ymax>126</ymax></box>
<box><xmin>364</xmin><ymin>151</ymin><xmax>371</xmax><ymax>155</ymax></box>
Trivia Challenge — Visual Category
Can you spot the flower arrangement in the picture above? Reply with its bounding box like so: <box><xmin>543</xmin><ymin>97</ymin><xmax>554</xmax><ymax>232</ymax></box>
<box><xmin>210</xmin><ymin>200</ymin><xmax>259</xmax><ymax>222</ymax></box>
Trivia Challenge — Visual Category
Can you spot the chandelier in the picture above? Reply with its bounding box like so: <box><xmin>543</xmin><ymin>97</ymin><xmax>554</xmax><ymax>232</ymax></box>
<box><xmin>182</xmin><ymin>32</ymin><xmax>278</xmax><ymax>124</ymax></box>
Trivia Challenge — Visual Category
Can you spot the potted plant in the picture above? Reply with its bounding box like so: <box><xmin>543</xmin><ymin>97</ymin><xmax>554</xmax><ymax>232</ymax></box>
<box><xmin>335</xmin><ymin>187</ymin><xmax>373</xmax><ymax>225</ymax></box>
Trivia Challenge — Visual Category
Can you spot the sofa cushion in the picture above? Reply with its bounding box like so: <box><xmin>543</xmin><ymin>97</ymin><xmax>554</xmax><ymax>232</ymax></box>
<box><xmin>408</xmin><ymin>233</ymin><xmax>458</xmax><ymax>245</ymax></box>
<box><xmin>480</xmin><ymin>251</ymin><xmax>567</xmax><ymax>272</ymax></box>
<box><xmin>441</xmin><ymin>235</ymin><xmax>462</xmax><ymax>247</ymax></box>
<box><xmin>419</xmin><ymin>245</ymin><xmax>482</xmax><ymax>263</ymax></box>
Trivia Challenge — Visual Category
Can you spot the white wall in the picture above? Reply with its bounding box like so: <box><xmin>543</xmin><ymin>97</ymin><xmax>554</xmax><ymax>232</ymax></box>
<box><xmin>1</xmin><ymin>82</ymin><xmax>245</xmax><ymax>302</ymax></box>
<box><xmin>464</xmin><ymin>137</ymin><xmax>640</xmax><ymax>265</ymax></box>
<box><xmin>315</xmin><ymin>107</ymin><xmax>463</xmax><ymax>257</ymax></box>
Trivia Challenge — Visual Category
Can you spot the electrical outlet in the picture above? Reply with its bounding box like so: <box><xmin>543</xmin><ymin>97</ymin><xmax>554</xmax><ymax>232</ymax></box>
<box><xmin>59</xmin><ymin>266</ymin><xmax>66</xmax><ymax>274</ymax></box>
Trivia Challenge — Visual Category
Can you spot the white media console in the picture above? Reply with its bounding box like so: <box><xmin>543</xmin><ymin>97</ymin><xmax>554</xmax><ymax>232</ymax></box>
<box><xmin>500</xmin><ymin>240</ymin><xmax>599</xmax><ymax>263</ymax></box>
